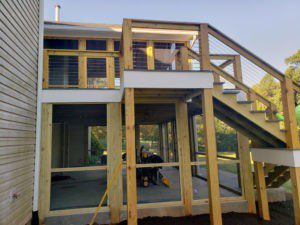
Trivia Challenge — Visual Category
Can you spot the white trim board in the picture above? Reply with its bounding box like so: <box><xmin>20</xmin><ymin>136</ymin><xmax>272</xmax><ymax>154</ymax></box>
<box><xmin>42</xmin><ymin>89</ymin><xmax>123</xmax><ymax>103</ymax></box>
<box><xmin>123</xmin><ymin>70</ymin><xmax>213</xmax><ymax>89</ymax></box>
<box><xmin>251</xmin><ymin>148</ymin><xmax>300</xmax><ymax>167</ymax></box>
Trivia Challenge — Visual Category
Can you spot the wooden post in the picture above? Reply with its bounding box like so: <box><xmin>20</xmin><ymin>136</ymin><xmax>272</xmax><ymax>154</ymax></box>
<box><xmin>122</xmin><ymin>19</ymin><xmax>137</xmax><ymax>225</ymax></box>
<box><xmin>162</xmin><ymin>123</ymin><xmax>169</xmax><ymax>162</ymax></box>
<box><xmin>254</xmin><ymin>161</ymin><xmax>270</xmax><ymax>220</ymax></box>
<box><xmin>233</xmin><ymin>54</ymin><xmax>256</xmax><ymax>214</ymax></box>
<box><xmin>125</xmin><ymin>88</ymin><xmax>137</xmax><ymax>225</ymax></box>
<box><xmin>200</xmin><ymin>23</ymin><xmax>223</xmax><ymax>225</ymax></box>
<box><xmin>107</xmin><ymin>39</ymin><xmax>116</xmax><ymax>88</ymax></box>
<box><xmin>237</xmin><ymin>134</ymin><xmax>256</xmax><ymax>213</ymax></box>
<box><xmin>39</xmin><ymin>104</ymin><xmax>52</xmax><ymax>224</ymax></box>
<box><xmin>176</xmin><ymin>101</ymin><xmax>192</xmax><ymax>215</ymax></box>
<box><xmin>78</xmin><ymin>39</ymin><xmax>87</xmax><ymax>88</ymax></box>
<box><xmin>107</xmin><ymin>103</ymin><xmax>123</xmax><ymax>223</ymax></box>
<box><xmin>180</xmin><ymin>46</ymin><xmax>189</xmax><ymax>70</ymax></box>
<box><xmin>135</xmin><ymin>125</ymin><xmax>141</xmax><ymax>162</ymax></box>
<box><xmin>281</xmin><ymin>76</ymin><xmax>300</xmax><ymax>225</ymax></box>
<box><xmin>146</xmin><ymin>41</ymin><xmax>155</xmax><ymax>70</ymax></box>
<box><xmin>122</xmin><ymin>19</ymin><xmax>133</xmax><ymax>70</ymax></box>
<box><xmin>42</xmin><ymin>51</ymin><xmax>49</xmax><ymax>89</ymax></box>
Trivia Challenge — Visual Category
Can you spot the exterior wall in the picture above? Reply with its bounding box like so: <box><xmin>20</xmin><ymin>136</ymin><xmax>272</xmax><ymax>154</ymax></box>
<box><xmin>0</xmin><ymin>0</ymin><xmax>41</xmax><ymax>224</ymax></box>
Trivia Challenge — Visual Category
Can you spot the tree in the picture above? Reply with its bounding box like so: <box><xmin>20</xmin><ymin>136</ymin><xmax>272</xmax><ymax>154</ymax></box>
<box><xmin>285</xmin><ymin>50</ymin><xmax>300</xmax><ymax>83</ymax></box>
<box><xmin>252</xmin><ymin>74</ymin><xmax>282</xmax><ymax>112</ymax></box>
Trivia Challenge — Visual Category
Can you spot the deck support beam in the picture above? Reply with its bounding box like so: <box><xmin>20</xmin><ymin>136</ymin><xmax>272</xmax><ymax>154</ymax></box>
<box><xmin>202</xmin><ymin>89</ymin><xmax>223</xmax><ymax>225</ymax></box>
<box><xmin>175</xmin><ymin>101</ymin><xmax>192</xmax><ymax>215</ymax></box>
<box><xmin>200</xmin><ymin>23</ymin><xmax>223</xmax><ymax>225</ymax></box>
<box><xmin>237</xmin><ymin>134</ymin><xmax>256</xmax><ymax>213</ymax></box>
<box><xmin>125</xmin><ymin>88</ymin><xmax>137</xmax><ymax>225</ymax></box>
<box><xmin>254</xmin><ymin>161</ymin><xmax>270</xmax><ymax>220</ymax></box>
<box><xmin>281</xmin><ymin>76</ymin><xmax>300</xmax><ymax>225</ymax></box>
<box><xmin>39</xmin><ymin>104</ymin><xmax>53</xmax><ymax>224</ymax></box>
<box><xmin>107</xmin><ymin>103</ymin><xmax>123</xmax><ymax>223</ymax></box>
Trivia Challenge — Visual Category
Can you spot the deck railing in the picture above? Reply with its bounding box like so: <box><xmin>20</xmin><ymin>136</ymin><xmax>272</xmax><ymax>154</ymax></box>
<box><xmin>43</xmin><ymin>40</ymin><xmax>120</xmax><ymax>89</ymax></box>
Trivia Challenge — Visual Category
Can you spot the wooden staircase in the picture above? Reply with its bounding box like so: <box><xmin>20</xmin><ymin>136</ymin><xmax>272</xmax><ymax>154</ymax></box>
<box><xmin>186</xmin><ymin>47</ymin><xmax>292</xmax><ymax>187</ymax></box>
<box><xmin>212</xmin><ymin>82</ymin><xmax>291</xmax><ymax>188</ymax></box>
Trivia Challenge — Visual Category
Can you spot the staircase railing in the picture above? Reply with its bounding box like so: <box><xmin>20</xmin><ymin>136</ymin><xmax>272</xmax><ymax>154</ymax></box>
<box><xmin>186</xmin><ymin>47</ymin><xmax>278</xmax><ymax>120</ymax></box>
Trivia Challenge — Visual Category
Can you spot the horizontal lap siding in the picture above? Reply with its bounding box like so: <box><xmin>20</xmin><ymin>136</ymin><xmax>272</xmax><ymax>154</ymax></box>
<box><xmin>0</xmin><ymin>0</ymin><xmax>40</xmax><ymax>224</ymax></box>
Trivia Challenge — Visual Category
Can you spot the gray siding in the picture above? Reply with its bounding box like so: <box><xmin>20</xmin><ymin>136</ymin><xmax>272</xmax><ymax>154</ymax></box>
<box><xmin>0</xmin><ymin>0</ymin><xmax>40</xmax><ymax>224</ymax></box>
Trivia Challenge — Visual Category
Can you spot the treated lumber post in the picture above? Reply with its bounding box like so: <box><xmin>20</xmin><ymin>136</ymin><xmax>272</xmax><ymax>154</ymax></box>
<box><xmin>200</xmin><ymin>23</ymin><xmax>223</xmax><ymax>225</ymax></box>
<box><xmin>237</xmin><ymin>134</ymin><xmax>256</xmax><ymax>213</ymax></box>
<box><xmin>125</xmin><ymin>88</ymin><xmax>137</xmax><ymax>225</ymax></box>
<box><xmin>42</xmin><ymin>51</ymin><xmax>49</xmax><ymax>88</ymax></box>
<box><xmin>39</xmin><ymin>104</ymin><xmax>52</xmax><ymax>224</ymax></box>
<box><xmin>254</xmin><ymin>161</ymin><xmax>270</xmax><ymax>220</ymax></box>
<box><xmin>281</xmin><ymin>76</ymin><xmax>300</xmax><ymax>225</ymax></box>
<box><xmin>146</xmin><ymin>41</ymin><xmax>155</xmax><ymax>70</ymax></box>
<box><xmin>78</xmin><ymin>39</ymin><xmax>87</xmax><ymax>88</ymax></box>
<box><xmin>175</xmin><ymin>101</ymin><xmax>192</xmax><ymax>215</ymax></box>
<box><xmin>180</xmin><ymin>46</ymin><xmax>189</xmax><ymax>70</ymax></box>
<box><xmin>122</xmin><ymin>19</ymin><xmax>137</xmax><ymax>225</ymax></box>
<box><xmin>107</xmin><ymin>39</ymin><xmax>115</xmax><ymax>88</ymax></box>
<box><xmin>233</xmin><ymin>54</ymin><xmax>256</xmax><ymax>214</ymax></box>
<box><xmin>135</xmin><ymin>125</ymin><xmax>140</xmax><ymax>162</ymax></box>
<box><xmin>107</xmin><ymin>103</ymin><xmax>123</xmax><ymax>223</ymax></box>
<box><xmin>202</xmin><ymin>89</ymin><xmax>223</xmax><ymax>225</ymax></box>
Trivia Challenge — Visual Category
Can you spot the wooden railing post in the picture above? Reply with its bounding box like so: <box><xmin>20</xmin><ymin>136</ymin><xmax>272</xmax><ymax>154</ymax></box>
<box><xmin>107</xmin><ymin>39</ymin><xmax>115</xmax><ymax>88</ymax></box>
<box><xmin>78</xmin><ymin>39</ymin><xmax>87</xmax><ymax>88</ymax></box>
<box><xmin>281</xmin><ymin>76</ymin><xmax>300</xmax><ymax>225</ymax></box>
<box><xmin>180</xmin><ymin>46</ymin><xmax>189</xmax><ymax>70</ymax></box>
<box><xmin>146</xmin><ymin>41</ymin><xmax>155</xmax><ymax>70</ymax></box>
<box><xmin>42</xmin><ymin>51</ymin><xmax>49</xmax><ymax>89</ymax></box>
<box><xmin>199</xmin><ymin>23</ymin><xmax>223</xmax><ymax>225</ymax></box>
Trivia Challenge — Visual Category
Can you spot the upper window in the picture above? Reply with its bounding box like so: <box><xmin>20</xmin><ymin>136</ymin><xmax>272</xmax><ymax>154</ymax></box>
<box><xmin>44</xmin><ymin>39</ymin><xmax>78</xmax><ymax>49</ymax></box>
<box><xmin>114</xmin><ymin>41</ymin><xmax>120</xmax><ymax>51</ymax></box>
<box><xmin>86</xmin><ymin>40</ymin><xmax>107</xmax><ymax>50</ymax></box>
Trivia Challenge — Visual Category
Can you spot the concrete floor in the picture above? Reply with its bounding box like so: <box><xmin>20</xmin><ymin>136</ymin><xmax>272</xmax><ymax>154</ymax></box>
<box><xmin>50</xmin><ymin>167</ymin><xmax>239</xmax><ymax>210</ymax></box>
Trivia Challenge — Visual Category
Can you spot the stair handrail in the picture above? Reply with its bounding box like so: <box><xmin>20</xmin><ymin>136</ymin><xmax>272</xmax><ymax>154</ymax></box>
<box><xmin>207</xmin><ymin>24</ymin><xmax>300</xmax><ymax>94</ymax></box>
<box><xmin>187</xmin><ymin>47</ymin><xmax>277</xmax><ymax>116</ymax></box>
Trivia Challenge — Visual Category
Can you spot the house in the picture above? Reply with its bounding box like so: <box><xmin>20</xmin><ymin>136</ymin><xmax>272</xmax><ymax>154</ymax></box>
<box><xmin>1</xmin><ymin>2</ymin><xmax>300</xmax><ymax>225</ymax></box>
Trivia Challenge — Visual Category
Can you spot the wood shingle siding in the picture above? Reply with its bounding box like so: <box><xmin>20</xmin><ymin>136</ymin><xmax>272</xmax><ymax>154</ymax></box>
<box><xmin>0</xmin><ymin>0</ymin><xmax>40</xmax><ymax>224</ymax></box>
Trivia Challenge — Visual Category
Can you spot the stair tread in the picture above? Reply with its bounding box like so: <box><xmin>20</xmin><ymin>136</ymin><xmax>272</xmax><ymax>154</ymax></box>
<box><xmin>237</xmin><ymin>100</ymin><xmax>254</xmax><ymax>104</ymax></box>
<box><xmin>250</xmin><ymin>110</ymin><xmax>266</xmax><ymax>113</ymax></box>
<box><xmin>223</xmin><ymin>89</ymin><xmax>240</xmax><ymax>94</ymax></box>
<box><xmin>214</xmin><ymin>82</ymin><xmax>225</xmax><ymax>85</ymax></box>
<box><xmin>266</xmin><ymin>119</ymin><xmax>281</xmax><ymax>123</ymax></box>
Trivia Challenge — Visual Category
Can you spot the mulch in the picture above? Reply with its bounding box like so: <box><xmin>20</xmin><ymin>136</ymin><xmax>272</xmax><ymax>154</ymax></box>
<box><xmin>113</xmin><ymin>201</ymin><xmax>295</xmax><ymax>225</ymax></box>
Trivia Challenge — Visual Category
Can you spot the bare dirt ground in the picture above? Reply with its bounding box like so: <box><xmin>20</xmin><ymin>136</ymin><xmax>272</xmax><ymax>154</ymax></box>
<box><xmin>114</xmin><ymin>201</ymin><xmax>295</xmax><ymax>225</ymax></box>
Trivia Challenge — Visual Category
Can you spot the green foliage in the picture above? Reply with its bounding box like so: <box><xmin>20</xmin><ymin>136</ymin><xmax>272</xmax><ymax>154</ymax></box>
<box><xmin>285</xmin><ymin>49</ymin><xmax>300</xmax><ymax>83</ymax></box>
<box><xmin>252</xmin><ymin>74</ymin><xmax>282</xmax><ymax>112</ymax></box>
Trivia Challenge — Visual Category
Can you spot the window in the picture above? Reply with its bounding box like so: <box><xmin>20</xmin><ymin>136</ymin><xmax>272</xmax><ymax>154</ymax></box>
<box><xmin>44</xmin><ymin>39</ymin><xmax>78</xmax><ymax>49</ymax></box>
<box><xmin>86</xmin><ymin>40</ymin><xmax>107</xmax><ymax>50</ymax></box>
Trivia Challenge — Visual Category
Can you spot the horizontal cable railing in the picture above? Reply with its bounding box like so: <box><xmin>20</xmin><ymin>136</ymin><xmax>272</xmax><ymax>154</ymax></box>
<box><xmin>43</xmin><ymin>49</ymin><xmax>120</xmax><ymax>89</ymax></box>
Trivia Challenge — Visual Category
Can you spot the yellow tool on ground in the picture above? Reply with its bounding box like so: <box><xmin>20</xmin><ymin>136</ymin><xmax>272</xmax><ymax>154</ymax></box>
<box><xmin>161</xmin><ymin>176</ymin><xmax>171</xmax><ymax>187</ymax></box>
<box><xmin>88</xmin><ymin>160</ymin><xmax>123</xmax><ymax>225</ymax></box>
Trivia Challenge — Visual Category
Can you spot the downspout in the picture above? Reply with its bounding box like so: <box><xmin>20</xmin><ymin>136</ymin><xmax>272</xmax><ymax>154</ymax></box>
<box><xmin>32</xmin><ymin>0</ymin><xmax>45</xmax><ymax>223</ymax></box>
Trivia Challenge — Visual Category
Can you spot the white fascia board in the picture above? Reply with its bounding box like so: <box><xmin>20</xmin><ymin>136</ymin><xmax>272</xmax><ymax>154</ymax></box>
<box><xmin>251</xmin><ymin>148</ymin><xmax>300</xmax><ymax>167</ymax></box>
<box><xmin>123</xmin><ymin>70</ymin><xmax>213</xmax><ymax>89</ymax></box>
<box><xmin>41</xmin><ymin>89</ymin><xmax>123</xmax><ymax>103</ymax></box>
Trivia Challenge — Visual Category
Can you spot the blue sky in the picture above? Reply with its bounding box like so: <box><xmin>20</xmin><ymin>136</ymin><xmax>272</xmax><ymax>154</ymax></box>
<box><xmin>44</xmin><ymin>0</ymin><xmax>300</xmax><ymax>72</ymax></box>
